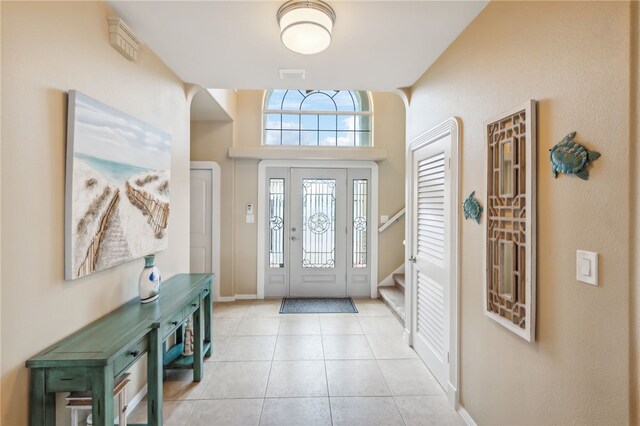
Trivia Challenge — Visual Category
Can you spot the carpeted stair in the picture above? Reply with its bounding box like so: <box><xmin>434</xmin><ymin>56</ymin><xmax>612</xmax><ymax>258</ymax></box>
<box><xmin>378</xmin><ymin>273</ymin><xmax>405</xmax><ymax>325</ymax></box>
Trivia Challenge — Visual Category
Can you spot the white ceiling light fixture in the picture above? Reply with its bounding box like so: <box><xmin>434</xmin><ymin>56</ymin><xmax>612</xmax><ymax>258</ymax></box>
<box><xmin>277</xmin><ymin>0</ymin><xmax>336</xmax><ymax>55</ymax></box>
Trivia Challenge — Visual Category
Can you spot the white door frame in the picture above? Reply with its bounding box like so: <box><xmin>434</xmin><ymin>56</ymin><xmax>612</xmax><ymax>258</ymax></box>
<box><xmin>190</xmin><ymin>161</ymin><xmax>221</xmax><ymax>301</ymax></box>
<box><xmin>405</xmin><ymin>118</ymin><xmax>460</xmax><ymax>407</ymax></box>
<box><xmin>258</xmin><ymin>160</ymin><xmax>379</xmax><ymax>299</ymax></box>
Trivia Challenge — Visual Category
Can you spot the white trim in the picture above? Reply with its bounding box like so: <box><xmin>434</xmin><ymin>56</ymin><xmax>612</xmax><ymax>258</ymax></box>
<box><xmin>406</xmin><ymin>117</ymin><xmax>461</xmax><ymax>409</ymax></box>
<box><xmin>482</xmin><ymin>100</ymin><xmax>537</xmax><ymax>342</ymax></box>
<box><xmin>402</xmin><ymin>329</ymin><xmax>411</xmax><ymax>345</ymax></box>
<box><xmin>264</xmin><ymin>109</ymin><xmax>371</xmax><ymax>116</ymax></box>
<box><xmin>457</xmin><ymin>405</ymin><xmax>478</xmax><ymax>426</ymax></box>
<box><xmin>447</xmin><ymin>382</ymin><xmax>458</xmax><ymax>406</ymax></box>
<box><xmin>235</xmin><ymin>294</ymin><xmax>258</xmax><ymax>300</ymax></box>
<box><xmin>378</xmin><ymin>207</ymin><xmax>405</xmax><ymax>233</ymax></box>
<box><xmin>126</xmin><ymin>384</ymin><xmax>147</xmax><ymax>418</ymax></box>
<box><xmin>378</xmin><ymin>263</ymin><xmax>405</xmax><ymax>287</ymax></box>
<box><xmin>228</xmin><ymin>147</ymin><xmax>387</xmax><ymax>161</ymax></box>
<box><xmin>216</xmin><ymin>296</ymin><xmax>237</xmax><ymax>302</ymax></box>
<box><xmin>190</xmin><ymin>161</ymin><xmax>222</xmax><ymax>302</ymax></box>
<box><xmin>213</xmin><ymin>294</ymin><xmax>258</xmax><ymax>302</ymax></box>
<box><xmin>258</xmin><ymin>160</ymin><xmax>379</xmax><ymax>300</ymax></box>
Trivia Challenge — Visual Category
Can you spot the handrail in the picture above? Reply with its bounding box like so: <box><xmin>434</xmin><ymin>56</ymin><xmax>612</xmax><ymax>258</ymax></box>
<box><xmin>378</xmin><ymin>207</ymin><xmax>405</xmax><ymax>233</ymax></box>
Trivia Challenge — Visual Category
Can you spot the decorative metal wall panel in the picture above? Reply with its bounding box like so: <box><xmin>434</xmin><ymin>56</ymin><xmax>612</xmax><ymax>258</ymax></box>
<box><xmin>302</xmin><ymin>179</ymin><xmax>336</xmax><ymax>268</ymax></box>
<box><xmin>269</xmin><ymin>178</ymin><xmax>285</xmax><ymax>268</ymax></box>
<box><xmin>484</xmin><ymin>101</ymin><xmax>536</xmax><ymax>342</ymax></box>
<box><xmin>352</xmin><ymin>179</ymin><xmax>368</xmax><ymax>268</ymax></box>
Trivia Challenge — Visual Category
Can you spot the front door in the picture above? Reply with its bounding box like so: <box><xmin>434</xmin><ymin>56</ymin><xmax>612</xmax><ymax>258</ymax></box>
<box><xmin>289</xmin><ymin>168</ymin><xmax>347</xmax><ymax>297</ymax></box>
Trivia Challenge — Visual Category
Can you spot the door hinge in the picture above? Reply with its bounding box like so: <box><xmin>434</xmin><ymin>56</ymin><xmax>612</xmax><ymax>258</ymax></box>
<box><xmin>448</xmin><ymin>158</ymin><xmax>451</xmax><ymax>170</ymax></box>
<box><xmin>447</xmin><ymin>351</ymin><xmax>450</xmax><ymax>363</ymax></box>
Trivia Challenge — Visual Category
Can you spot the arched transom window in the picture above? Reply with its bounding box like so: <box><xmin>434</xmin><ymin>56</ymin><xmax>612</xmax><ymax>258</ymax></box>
<box><xmin>264</xmin><ymin>90</ymin><xmax>372</xmax><ymax>147</ymax></box>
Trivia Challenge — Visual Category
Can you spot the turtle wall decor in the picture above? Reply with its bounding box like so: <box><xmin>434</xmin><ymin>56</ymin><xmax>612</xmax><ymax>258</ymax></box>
<box><xmin>462</xmin><ymin>191</ymin><xmax>482</xmax><ymax>224</ymax></box>
<box><xmin>550</xmin><ymin>132</ymin><xmax>601</xmax><ymax>180</ymax></box>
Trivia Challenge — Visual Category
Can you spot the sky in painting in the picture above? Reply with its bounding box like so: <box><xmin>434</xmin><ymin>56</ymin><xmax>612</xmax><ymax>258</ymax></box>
<box><xmin>71</xmin><ymin>91</ymin><xmax>171</xmax><ymax>171</ymax></box>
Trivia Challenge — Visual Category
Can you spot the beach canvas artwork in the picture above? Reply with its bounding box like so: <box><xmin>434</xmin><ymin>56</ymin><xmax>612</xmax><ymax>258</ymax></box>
<box><xmin>65</xmin><ymin>91</ymin><xmax>171</xmax><ymax>280</ymax></box>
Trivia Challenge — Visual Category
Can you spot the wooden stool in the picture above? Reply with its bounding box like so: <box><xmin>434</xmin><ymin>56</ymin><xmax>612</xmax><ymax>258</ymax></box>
<box><xmin>65</xmin><ymin>373</ymin><xmax>130</xmax><ymax>426</ymax></box>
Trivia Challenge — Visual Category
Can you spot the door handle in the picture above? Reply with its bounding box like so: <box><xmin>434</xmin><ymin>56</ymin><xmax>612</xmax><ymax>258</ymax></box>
<box><xmin>408</xmin><ymin>256</ymin><xmax>416</xmax><ymax>263</ymax></box>
<box><xmin>291</xmin><ymin>236</ymin><xmax>297</xmax><ymax>241</ymax></box>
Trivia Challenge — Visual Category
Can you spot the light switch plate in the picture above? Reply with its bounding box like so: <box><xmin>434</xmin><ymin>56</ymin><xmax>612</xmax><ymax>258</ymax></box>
<box><xmin>380</xmin><ymin>215</ymin><xmax>389</xmax><ymax>223</ymax></box>
<box><xmin>576</xmin><ymin>250</ymin><xmax>598</xmax><ymax>286</ymax></box>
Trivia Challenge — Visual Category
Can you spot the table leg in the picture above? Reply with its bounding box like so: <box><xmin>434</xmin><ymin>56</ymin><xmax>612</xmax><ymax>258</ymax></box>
<box><xmin>91</xmin><ymin>368</ymin><xmax>114</xmax><ymax>426</ymax></box>
<box><xmin>29</xmin><ymin>368</ymin><xmax>55</xmax><ymax>426</ymax></box>
<box><xmin>148</xmin><ymin>327</ymin><xmax>163</xmax><ymax>426</ymax></box>
<box><xmin>118</xmin><ymin>386</ymin><xmax>126</xmax><ymax>426</ymax></box>
<box><xmin>193</xmin><ymin>305</ymin><xmax>203</xmax><ymax>382</ymax></box>
<box><xmin>71</xmin><ymin>408</ymin><xmax>79</xmax><ymax>426</ymax></box>
<box><xmin>204</xmin><ymin>283</ymin><xmax>212</xmax><ymax>358</ymax></box>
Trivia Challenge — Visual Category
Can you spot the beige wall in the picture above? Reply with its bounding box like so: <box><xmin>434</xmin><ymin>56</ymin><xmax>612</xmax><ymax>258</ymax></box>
<box><xmin>191</xmin><ymin>90</ymin><xmax>405</xmax><ymax>296</ymax></box>
<box><xmin>408</xmin><ymin>1</ymin><xmax>632</xmax><ymax>424</ymax></box>
<box><xmin>191</xmin><ymin>120</ymin><xmax>235</xmax><ymax>297</ymax></box>
<box><xmin>1</xmin><ymin>2</ymin><xmax>190</xmax><ymax>424</ymax></box>
<box><xmin>374</xmin><ymin>92</ymin><xmax>406</xmax><ymax>283</ymax></box>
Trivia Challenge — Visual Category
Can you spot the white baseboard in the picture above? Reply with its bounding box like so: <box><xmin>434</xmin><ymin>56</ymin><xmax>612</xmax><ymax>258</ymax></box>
<box><xmin>378</xmin><ymin>264</ymin><xmax>405</xmax><ymax>287</ymax></box>
<box><xmin>457</xmin><ymin>405</ymin><xmax>477</xmax><ymax>426</ymax></box>
<box><xmin>235</xmin><ymin>294</ymin><xmax>258</xmax><ymax>300</ymax></box>
<box><xmin>127</xmin><ymin>384</ymin><xmax>147</xmax><ymax>417</ymax></box>
<box><xmin>215</xmin><ymin>294</ymin><xmax>258</xmax><ymax>302</ymax></box>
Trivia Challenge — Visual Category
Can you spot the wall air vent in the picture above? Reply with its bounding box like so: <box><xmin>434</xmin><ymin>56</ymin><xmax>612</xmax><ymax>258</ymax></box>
<box><xmin>107</xmin><ymin>16</ymin><xmax>143</xmax><ymax>61</ymax></box>
<box><xmin>279</xmin><ymin>68</ymin><xmax>306</xmax><ymax>80</ymax></box>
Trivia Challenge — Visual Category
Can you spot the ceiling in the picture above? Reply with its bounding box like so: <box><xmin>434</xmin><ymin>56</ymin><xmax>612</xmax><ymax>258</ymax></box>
<box><xmin>108</xmin><ymin>1</ymin><xmax>488</xmax><ymax>92</ymax></box>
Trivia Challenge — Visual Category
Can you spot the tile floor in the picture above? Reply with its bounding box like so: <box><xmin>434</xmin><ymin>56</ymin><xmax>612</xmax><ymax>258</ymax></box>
<box><xmin>128</xmin><ymin>298</ymin><xmax>464</xmax><ymax>426</ymax></box>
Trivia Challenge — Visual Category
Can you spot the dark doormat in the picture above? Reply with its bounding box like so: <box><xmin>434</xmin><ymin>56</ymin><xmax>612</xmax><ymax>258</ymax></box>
<box><xmin>280</xmin><ymin>297</ymin><xmax>358</xmax><ymax>314</ymax></box>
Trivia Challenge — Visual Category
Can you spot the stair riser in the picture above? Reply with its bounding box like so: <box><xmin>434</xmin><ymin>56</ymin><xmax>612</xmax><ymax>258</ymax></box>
<box><xmin>392</xmin><ymin>274</ymin><xmax>406</xmax><ymax>290</ymax></box>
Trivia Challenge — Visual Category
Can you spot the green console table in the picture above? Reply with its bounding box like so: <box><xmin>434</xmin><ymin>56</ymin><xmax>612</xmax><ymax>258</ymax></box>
<box><xmin>26</xmin><ymin>273</ymin><xmax>214</xmax><ymax>426</ymax></box>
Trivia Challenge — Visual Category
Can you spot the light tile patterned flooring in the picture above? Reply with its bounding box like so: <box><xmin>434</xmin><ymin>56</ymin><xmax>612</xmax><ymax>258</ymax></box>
<box><xmin>129</xmin><ymin>298</ymin><xmax>464</xmax><ymax>426</ymax></box>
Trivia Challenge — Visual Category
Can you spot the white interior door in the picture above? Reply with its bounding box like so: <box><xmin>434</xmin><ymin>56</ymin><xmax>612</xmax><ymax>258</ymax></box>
<box><xmin>289</xmin><ymin>168</ymin><xmax>347</xmax><ymax>297</ymax></box>
<box><xmin>190</xmin><ymin>164</ymin><xmax>220</xmax><ymax>292</ymax></box>
<box><xmin>410</xmin><ymin>136</ymin><xmax>451</xmax><ymax>390</ymax></box>
<box><xmin>190</xmin><ymin>169</ymin><xmax>212</xmax><ymax>273</ymax></box>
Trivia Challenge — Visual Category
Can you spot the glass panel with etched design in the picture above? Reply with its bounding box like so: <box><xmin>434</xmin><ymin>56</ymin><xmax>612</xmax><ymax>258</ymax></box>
<box><xmin>302</xmin><ymin>179</ymin><xmax>336</xmax><ymax>268</ymax></box>
<box><xmin>353</xmin><ymin>179</ymin><xmax>368</xmax><ymax>268</ymax></box>
<box><xmin>269</xmin><ymin>178</ymin><xmax>285</xmax><ymax>268</ymax></box>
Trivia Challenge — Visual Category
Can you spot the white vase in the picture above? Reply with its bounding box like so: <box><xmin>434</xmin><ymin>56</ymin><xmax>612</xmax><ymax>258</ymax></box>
<box><xmin>139</xmin><ymin>255</ymin><xmax>161</xmax><ymax>303</ymax></box>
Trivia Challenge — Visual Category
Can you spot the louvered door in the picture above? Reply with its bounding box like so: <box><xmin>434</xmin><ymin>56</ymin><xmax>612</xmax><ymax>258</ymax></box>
<box><xmin>410</xmin><ymin>136</ymin><xmax>450</xmax><ymax>391</ymax></box>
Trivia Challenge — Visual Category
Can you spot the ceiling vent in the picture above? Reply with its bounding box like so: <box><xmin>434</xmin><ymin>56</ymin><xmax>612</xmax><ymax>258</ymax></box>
<box><xmin>279</xmin><ymin>68</ymin><xmax>306</xmax><ymax>80</ymax></box>
<box><xmin>107</xmin><ymin>16</ymin><xmax>143</xmax><ymax>61</ymax></box>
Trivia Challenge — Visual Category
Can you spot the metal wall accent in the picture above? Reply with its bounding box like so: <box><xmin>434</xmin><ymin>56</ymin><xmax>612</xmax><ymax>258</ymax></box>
<box><xmin>352</xmin><ymin>179</ymin><xmax>368</xmax><ymax>268</ymax></box>
<box><xmin>302</xmin><ymin>179</ymin><xmax>336</xmax><ymax>268</ymax></box>
<box><xmin>269</xmin><ymin>178</ymin><xmax>285</xmax><ymax>268</ymax></box>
